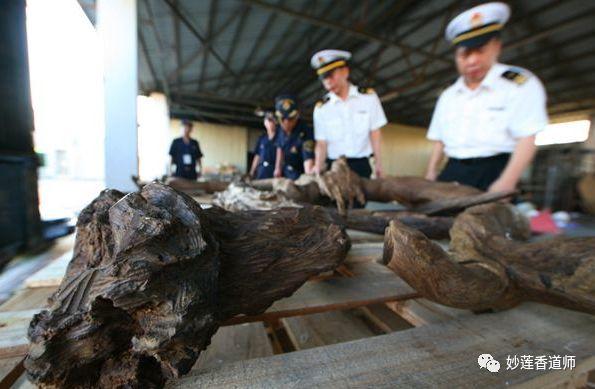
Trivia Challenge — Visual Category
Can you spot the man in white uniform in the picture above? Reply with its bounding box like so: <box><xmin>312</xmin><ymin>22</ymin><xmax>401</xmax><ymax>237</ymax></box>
<box><xmin>425</xmin><ymin>2</ymin><xmax>548</xmax><ymax>192</ymax></box>
<box><xmin>312</xmin><ymin>49</ymin><xmax>388</xmax><ymax>178</ymax></box>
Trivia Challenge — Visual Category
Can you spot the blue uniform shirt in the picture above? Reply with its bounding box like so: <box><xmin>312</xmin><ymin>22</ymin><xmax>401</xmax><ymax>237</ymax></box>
<box><xmin>275</xmin><ymin>120</ymin><xmax>315</xmax><ymax>180</ymax></box>
<box><xmin>169</xmin><ymin>137</ymin><xmax>203</xmax><ymax>180</ymax></box>
<box><xmin>253</xmin><ymin>133</ymin><xmax>278</xmax><ymax>179</ymax></box>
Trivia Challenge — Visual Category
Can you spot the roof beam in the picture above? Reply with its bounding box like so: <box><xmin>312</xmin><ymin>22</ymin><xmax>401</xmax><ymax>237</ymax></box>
<box><xmin>370</xmin><ymin>0</ymin><xmax>569</xmax><ymax>98</ymax></box>
<box><xmin>242</xmin><ymin>0</ymin><xmax>450</xmax><ymax>65</ymax></box>
<box><xmin>162</xmin><ymin>0</ymin><xmax>236</xmax><ymax>77</ymax></box>
<box><xmin>173</xmin><ymin>0</ymin><xmax>181</xmax><ymax>88</ymax></box>
<box><xmin>171</xmin><ymin>90</ymin><xmax>268</xmax><ymax>107</ymax></box>
<box><xmin>198</xmin><ymin>0</ymin><xmax>218</xmax><ymax>91</ymax></box>
<box><xmin>142</xmin><ymin>0</ymin><xmax>172</xmax><ymax>101</ymax></box>
<box><xmin>269</xmin><ymin>0</ymin><xmax>407</xmax><ymax>100</ymax></box>
<box><xmin>291</xmin><ymin>0</ymin><xmax>431</xmax><ymax>104</ymax></box>
<box><xmin>236</xmin><ymin>0</ymin><xmax>312</xmax><ymax>97</ymax></box>
<box><xmin>253</xmin><ymin>1</ymin><xmax>342</xmax><ymax>98</ymax></box>
<box><xmin>376</xmin><ymin>4</ymin><xmax>595</xmax><ymax>113</ymax></box>
<box><xmin>138</xmin><ymin>26</ymin><xmax>159</xmax><ymax>92</ymax></box>
<box><xmin>166</xmin><ymin>10</ymin><xmax>241</xmax><ymax>83</ymax></box>
<box><xmin>232</xmin><ymin>0</ymin><xmax>282</xmax><ymax>94</ymax></box>
<box><xmin>214</xmin><ymin>4</ymin><xmax>251</xmax><ymax>90</ymax></box>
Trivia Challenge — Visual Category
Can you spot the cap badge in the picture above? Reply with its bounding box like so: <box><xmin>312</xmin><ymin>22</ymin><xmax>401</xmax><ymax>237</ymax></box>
<box><xmin>470</xmin><ymin>12</ymin><xmax>483</xmax><ymax>28</ymax></box>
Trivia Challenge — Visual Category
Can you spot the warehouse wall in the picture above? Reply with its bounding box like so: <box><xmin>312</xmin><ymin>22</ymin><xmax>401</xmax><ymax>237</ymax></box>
<box><xmin>168</xmin><ymin>120</ymin><xmax>430</xmax><ymax>177</ymax></box>
<box><xmin>246</xmin><ymin>123</ymin><xmax>432</xmax><ymax>177</ymax></box>
<box><xmin>169</xmin><ymin>120</ymin><xmax>249</xmax><ymax>173</ymax></box>
<box><xmin>380</xmin><ymin>123</ymin><xmax>432</xmax><ymax>177</ymax></box>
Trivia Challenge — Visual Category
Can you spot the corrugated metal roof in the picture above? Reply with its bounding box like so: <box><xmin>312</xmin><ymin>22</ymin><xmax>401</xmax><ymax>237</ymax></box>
<box><xmin>80</xmin><ymin>0</ymin><xmax>595</xmax><ymax>127</ymax></box>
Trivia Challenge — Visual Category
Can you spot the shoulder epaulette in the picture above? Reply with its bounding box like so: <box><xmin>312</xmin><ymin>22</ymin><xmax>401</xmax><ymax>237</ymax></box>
<box><xmin>315</xmin><ymin>95</ymin><xmax>330</xmax><ymax>108</ymax></box>
<box><xmin>501</xmin><ymin>69</ymin><xmax>528</xmax><ymax>85</ymax></box>
<box><xmin>358</xmin><ymin>86</ymin><xmax>375</xmax><ymax>94</ymax></box>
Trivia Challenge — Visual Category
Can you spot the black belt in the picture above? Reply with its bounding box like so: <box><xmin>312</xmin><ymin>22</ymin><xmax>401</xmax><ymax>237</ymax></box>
<box><xmin>328</xmin><ymin>157</ymin><xmax>369</xmax><ymax>162</ymax></box>
<box><xmin>449</xmin><ymin>153</ymin><xmax>510</xmax><ymax>166</ymax></box>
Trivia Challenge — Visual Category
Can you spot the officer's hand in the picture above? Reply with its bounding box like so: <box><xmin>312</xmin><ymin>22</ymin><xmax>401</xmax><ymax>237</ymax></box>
<box><xmin>425</xmin><ymin>170</ymin><xmax>438</xmax><ymax>181</ymax></box>
<box><xmin>274</xmin><ymin>168</ymin><xmax>282</xmax><ymax>178</ymax></box>
<box><xmin>374</xmin><ymin>163</ymin><xmax>383</xmax><ymax>179</ymax></box>
<box><xmin>488</xmin><ymin>177</ymin><xmax>516</xmax><ymax>194</ymax></box>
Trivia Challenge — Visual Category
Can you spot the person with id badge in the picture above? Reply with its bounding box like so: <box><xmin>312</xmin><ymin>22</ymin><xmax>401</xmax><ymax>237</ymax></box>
<box><xmin>168</xmin><ymin>120</ymin><xmax>204</xmax><ymax>180</ymax></box>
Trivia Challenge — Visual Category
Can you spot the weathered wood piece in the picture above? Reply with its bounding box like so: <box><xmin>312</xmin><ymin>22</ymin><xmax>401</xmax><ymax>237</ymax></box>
<box><xmin>345</xmin><ymin>242</ymin><xmax>384</xmax><ymax>263</ymax></box>
<box><xmin>387</xmin><ymin>299</ymin><xmax>473</xmax><ymax>327</ymax></box>
<box><xmin>0</xmin><ymin>356</ymin><xmax>24</xmax><ymax>388</ymax></box>
<box><xmin>384</xmin><ymin>203</ymin><xmax>595</xmax><ymax>313</ymax></box>
<box><xmin>253</xmin><ymin>158</ymin><xmax>515</xmax><ymax>216</ymax></box>
<box><xmin>356</xmin><ymin>304</ymin><xmax>412</xmax><ymax>333</ymax></box>
<box><xmin>0</xmin><ymin>287</ymin><xmax>56</xmax><ymax>313</ymax></box>
<box><xmin>0</xmin><ymin>310</ymin><xmax>39</xmax><ymax>358</ymax></box>
<box><xmin>168</xmin><ymin>303</ymin><xmax>595</xmax><ymax>388</ymax></box>
<box><xmin>225</xmin><ymin>262</ymin><xmax>417</xmax><ymax>325</ymax></box>
<box><xmin>0</xmin><ymin>246</ymin><xmax>404</xmax><ymax>363</ymax></box>
<box><xmin>24</xmin><ymin>183</ymin><xmax>349</xmax><ymax>388</ymax></box>
<box><xmin>192</xmin><ymin>323</ymin><xmax>273</xmax><ymax>373</ymax></box>
<box><xmin>211</xmin><ymin>183</ymin><xmax>454</xmax><ymax>238</ymax></box>
<box><xmin>133</xmin><ymin>175</ymin><xmax>230</xmax><ymax>195</ymax></box>
<box><xmin>281</xmin><ymin>310</ymin><xmax>375</xmax><ymax>350</ymax></box>
<box><xmin>327</xmin><ymin>208</ymin><xmax>453</xmax><ymax>239</ymax></box>
<box><xmin>23</xmin><ymin>251</ymin><xmax>71</xmax><ymax>288</ymax></box>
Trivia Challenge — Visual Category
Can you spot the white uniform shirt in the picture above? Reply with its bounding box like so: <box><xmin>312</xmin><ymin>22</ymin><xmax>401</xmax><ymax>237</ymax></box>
<box><xmin>427</xmin><ymin>63</ymin><xmax>548</xmax><ymax>159</ymax></box>
<box><xmin>314</xmin><ymin>84</ymin><xmax>388</xmax><ymax>159</ymax></box>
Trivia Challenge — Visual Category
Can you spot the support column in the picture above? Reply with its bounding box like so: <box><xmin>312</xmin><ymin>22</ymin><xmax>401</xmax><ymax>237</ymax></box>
<box><xmin>0</xmin><ymin>0</ymin><xmax>42</xmax><ymax>264</ymax></box>
<box><xmin>582</xmin><ymin>116</ymin><xmax>595</xmax><ymax>173</ymax></box>
<box><xmin>97</xmin><ymin>0</ymin><xmax>138</xmax><ymax>192</ymax></box>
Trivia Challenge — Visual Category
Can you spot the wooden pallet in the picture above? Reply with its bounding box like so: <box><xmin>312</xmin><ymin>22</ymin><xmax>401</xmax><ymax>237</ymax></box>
<box><xmin>171</xmin><ymin>304</ymin><xmax>595</xmax><ymax>388</ymax></box>
<box><xmin>1</xmin><ymin>231</ymin><xmax>594</xmax><ymax>388</ymax></box>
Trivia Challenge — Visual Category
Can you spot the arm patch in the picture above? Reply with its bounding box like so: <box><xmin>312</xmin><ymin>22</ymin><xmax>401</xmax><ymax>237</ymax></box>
<box><xmin>502</xmin><ymin>70</ymin><xmax>528</xmax><ymax>85</ymax></box>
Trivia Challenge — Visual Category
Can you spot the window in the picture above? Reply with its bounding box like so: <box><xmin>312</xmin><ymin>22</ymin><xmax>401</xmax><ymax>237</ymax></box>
<box><xmin>535</xmin><ymin>120</ymin><xmax>591</xmax><ymax>146</ymax></box>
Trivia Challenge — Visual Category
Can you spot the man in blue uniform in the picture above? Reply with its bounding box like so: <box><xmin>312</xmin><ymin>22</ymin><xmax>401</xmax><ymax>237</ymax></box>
<box><xmin>168</xmin><ymin>120</ymin><xmax>203</xmax><ymax>180</ymax></box>
<box><xmin>249</xmin><ymin>113</ymin><xmax>278</xmax><ymax>179</ymax></box>
<box><xmin>273</xmin><ymin>95</ymin><xmax>315</xmax><ymax>180</ymax></box>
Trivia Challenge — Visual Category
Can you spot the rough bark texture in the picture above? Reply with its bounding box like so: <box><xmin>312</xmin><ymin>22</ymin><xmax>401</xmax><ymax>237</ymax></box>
<box><xmin>383</xmin><ymin>203</ymin><xmax>595</xmax><ymax>314</ymax></box>
<box><xmin>326</xmin><ymin>208</ymin><xmax>453</xmax><ymax>240</ymax></box>
<box><xmin>133</xmin><ymin>175</ymin><xmax>230</xmax><ymax>195</ymax></box>
<box><xmin>212</xmin><ymin>183</ymin><xmax>453</xmax><ymax>239</ymax></box>
<box><xmin>269</xmin><ymin>158</ymin><xmax>515</xmax><ymax>216</ymax></box>
<box><xmin>25</xmin><ymin>183</ymin><xmax>349</xmax><ymax>388</ymax></box>
<box><xmin>138</xmin><ymin>159</ymin><xmax>513</xmax><ymax>218</ymax></box>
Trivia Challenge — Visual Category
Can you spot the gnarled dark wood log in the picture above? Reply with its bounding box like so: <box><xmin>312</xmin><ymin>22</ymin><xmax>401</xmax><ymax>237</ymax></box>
<box><xmin>25</xmin><ymin>183</ymin><xmax>349</xmax><ymax>388</ymax></box>
<box><xmin>270</xmin><ymin>158</ymin><xmax>515</xmax><ymax>216</ymax></box>
<box><xmin>383</xmin><ymin>203</ymin><xmax>595</xmax><ymax>314</ymax></box>
<box><xmin>132</xmin><ymin>175</ymin><xmax>231</xmax><ymax>195</ymax></box>
<box><xmin>325</xmin><ymin>208</ymin><xmax>453</xmax><ymax>240</ymax></box>
<box><xmin>212</xmin><ymin>183</ymin><xmax>453</xmax><ymax>239</ymax></box>
<box><xmin>140</xmin><ymin>159</ymin><xmax>513</xmax><ymax>218</ymax></box>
